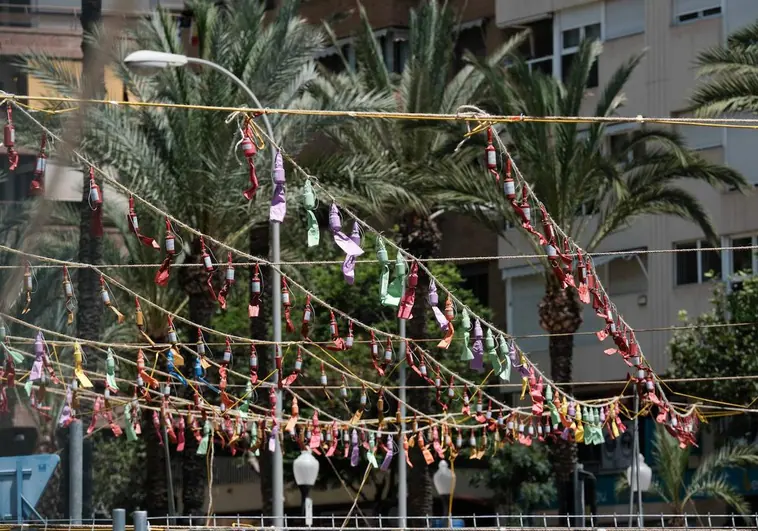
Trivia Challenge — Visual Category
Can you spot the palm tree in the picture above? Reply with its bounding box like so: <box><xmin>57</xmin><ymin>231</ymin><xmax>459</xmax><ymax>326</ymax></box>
<box><xmin>437</xmin><ymin>38</ymin><xmax>747</xmax><ymax>515</ymax></box>
<box><xmin>690</xmin><ymin>20</ymin><xmax>758</xmax><ymax>116</ymax></box>
<box><xmin>309</xmin><ymin>0</ymin><xmax>529</xmax><ymax>516</ymax></box>
<box><xmin>616</xmin><ymin>425</ymin><xmax>758</xmax><ymax>523</ymax></box>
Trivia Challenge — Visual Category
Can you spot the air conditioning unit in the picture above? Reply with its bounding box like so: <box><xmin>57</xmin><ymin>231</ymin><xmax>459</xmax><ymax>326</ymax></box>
<box><xmin>600</xmin><ymin>420</ymin><xmax>635</xmax><ymax>472</ymax></box>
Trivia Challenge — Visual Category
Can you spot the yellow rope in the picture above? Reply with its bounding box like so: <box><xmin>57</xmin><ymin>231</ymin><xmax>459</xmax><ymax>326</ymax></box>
<box><xmin>7</xmin><ymin>93</ymin><xmax>758</xmax><ymax>129</ymax></box>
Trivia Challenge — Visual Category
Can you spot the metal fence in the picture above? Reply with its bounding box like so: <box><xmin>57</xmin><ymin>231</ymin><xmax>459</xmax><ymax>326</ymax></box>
<box><xmin>10</xmin><ymin>512</ymin><xmax>758</xmax><ymax>531</ymax></box>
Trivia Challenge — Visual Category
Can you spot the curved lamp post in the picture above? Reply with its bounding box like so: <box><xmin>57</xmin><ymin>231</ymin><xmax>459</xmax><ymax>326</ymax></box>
<box><xmin>293</xmin><ymin>450</ymin><xmax>320</xmax><ymax>527</ymax></box>
<box><xmin>433</xmin><ymin>460</ymin><xmax>455</xmax><ymax>525</ymax></box>
<box><xmin>626</xmin><ymin>453</ymin><xmax>652</xmax><ymax>527</ymax></box>
<box><xmin>123</xmin><ymin>49</ymin><xmax>284</xmax><ymax>527</ymax></box>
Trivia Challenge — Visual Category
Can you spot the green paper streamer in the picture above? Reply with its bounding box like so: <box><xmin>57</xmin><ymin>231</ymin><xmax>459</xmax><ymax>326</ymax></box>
<box><xmin>383</xmin><ymin>252</ymin><xmax>406</xmax><ymax>307</ymax></box>
<box><xmin>367</xmin><ymin>451</ymin><xmax>378</xmax><ymax>468</ymax></box>
<box><xmin>376</xmin><ymin>238</ymin><xmax>389</xmax><ymax>265</ymax></box>
<box><xmin>239</xmin><ymin>382</ymin><xmax>252</xmax><ymax>414</ymax></box>
<box><xmin>485</xmin><ymin>329</ymin><xmax>499</xmax><ymax>369</ymax></box>
<box><xmin>124</xmin><ymin>403</ymin><xmax>138</xmax><ymax>441</ymax></box>
<box><xmin>461</xmin><ymin>308</ymin><xmax>471</xmax><ymax>330</ymax></box>
<box><xmin>306</xmin><ymin>211</ymin><xmax>319</xmax><ymax>247</ymax></box>
<box><xmin>250</xmin><ymin>422</ymin><xmax>260</xmax><ymax>456</ymax></box>
<box><xmin>545</xmin><ymin>385</ymin><xmax>553</xmax><ymax>401</ymax></box>
<box><xmin>548</xmin><ymin>401</ymin><xmax>560</xmax><ymax>426</ymax></box>
<box><xmin>197</xmin><ymin>419</ymin><xmax>212</xmax><ymax>455</ymax></box>
<box><xmin>303</xmin><ymin>179</ymin><xmax>319</xmax><ymax>247</ymax></box>
<box><xmin>105</xmin><ymin>349</ymin><xmax>118</xmax><ymax>392</ymax></box>
<box><xmin>24</xmin><ymin>380</ymin><xmax>32</xmax><ymax>396</ymax></box>
<box><xmin>2</xmin><ymin>343</ymin><xmax>25</xmax><ymax>365</ymax></box>
<box><xmin>497</xmin><ymin>336</ymin><xmax>511</xmax><ymax>381</ymax></box>
<box><xmin>459</xmin><ymin>308</ymin><xmax>473</xmax><ymax>361</ymax></box>
<box><xmin>379</xmin><ymin>267</ymin><xmax>390</xmax><ymax>303</ymax></box>
<box><xmin>460</xmin><ymin>331</ymin><xmax>473</xmax><ymax>361</ymax></box>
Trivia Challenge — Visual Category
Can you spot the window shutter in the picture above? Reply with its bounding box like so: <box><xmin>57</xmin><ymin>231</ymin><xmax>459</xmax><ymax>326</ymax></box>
<box><xmin>605</xmin><ymin>0</ymin><xmax>645</xmax><ymax>39</ymax></box>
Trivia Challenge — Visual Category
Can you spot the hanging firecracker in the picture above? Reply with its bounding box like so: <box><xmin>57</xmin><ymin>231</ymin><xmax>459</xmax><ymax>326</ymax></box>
<box><xmin>88</xmin><ymin>167</ymin><xmax>103</xmax><ymax>237</ymax></box>
<box><xmin>30</xmin><ymin>133</ymin><xmax>47</xmax><ymax>195</ymax></box>
<box><xmin>127</xmin><ymin>195</ymin><xmax>159</xmax><ymax>250</ymax></box>
<box><xmin>4</xmin><ymin>104</ymin><xmax>18</xmax><ymax>171</ymax></box>
<box><xmin>240</xmin><ymin>117</ymin><xmax>261</xmax><ymax>200</ymax></box>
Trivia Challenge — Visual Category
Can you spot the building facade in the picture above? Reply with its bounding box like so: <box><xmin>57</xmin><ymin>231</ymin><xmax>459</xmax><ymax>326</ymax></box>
<box><xmin>496</xmin><ymin>0</ymin><xmax>757</xmax><ymax>384</ymax></box>
<box><xmin>496</xmin><ymin>0</ymin><xmax>758</xmax><ymax>506</ymax></box>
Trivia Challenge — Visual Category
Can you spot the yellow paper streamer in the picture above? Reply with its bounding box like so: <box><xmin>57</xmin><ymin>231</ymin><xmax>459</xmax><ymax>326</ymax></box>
<box><xmin>73</xmin><ymin>342</ymin><xmax>93</xmax><ymax>388</ymax></box>
<box><xmin>574</xmin><ymin>404</ymin><xmax>585</xmax><ymax>443</ymax></box>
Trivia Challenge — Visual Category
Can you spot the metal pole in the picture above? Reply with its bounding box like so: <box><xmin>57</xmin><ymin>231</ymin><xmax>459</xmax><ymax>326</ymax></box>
<box><xmin>629</xmin><ymin>391</ymin><xmax>639</xmax><ymax>527</ymax></box>
<box><xmin>69</xmin><ymin>420</ymin><xmax>83</xmax><ymax>524</ymax></box>
<box><xmin>636</xmin><ymin>415</ymin><xmax>643</xmax><ymax>527</ymax></box>
<box><xmin>162</xmin><ymin>423</ymin><xmax>176</xmax><ymax>517</ymax></box>
<box><xmin>112</xmin><ymin>509</ymin><xmax>126</xmax><ymax>531</ymax></box>
<box><xmin>185</xmin><ymin>56</ymin><xmax>284</xmax><ymax>527</ymax></box>
<box><xmin>133</xmin><ymin>511</ymin><xmax>148</xmax><ymax>531</ymax></box>
<box><xmin>397</xmin><ymin>318</ymin><xmax>407</xmax><ymax>528</ymax></box>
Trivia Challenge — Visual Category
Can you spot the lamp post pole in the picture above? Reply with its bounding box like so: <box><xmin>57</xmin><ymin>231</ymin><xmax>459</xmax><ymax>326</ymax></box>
<box><xmin>173</xmin><ymin>57</ymin><xmax>284</xmax><ymax>528</ymax></box>
<box><xmin>293</xmin><ymin>450</ymin><xmax>319</xmax><ymax>529</ymax></box>
<box><xmin>123</xmin><ymin>51</ymin><xmax>283</xmax><ymax>527</ymax></box>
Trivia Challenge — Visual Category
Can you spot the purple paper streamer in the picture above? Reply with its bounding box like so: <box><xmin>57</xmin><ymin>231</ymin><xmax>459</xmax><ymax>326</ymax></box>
<box><xmin>269</xmin><ymin>184</ymin><xmax>286</xmax><ymax>222</ymax></box>
<box><xmin>380</xmin><ymin>446</ymin><xmax>394</xmax><ymax>471</ymax></box>
<box><xmin>273</xmin><ymin>151</ymin><xmax>285</xmax><ymax>185</ymax></box>
<box><xmin>350</xmin><ymin>444</ymin><xmax>360</xmax><ymax>467</ymax></box>
<box><xmin>342</xmin><ymin>256</ymin><xmax>356</xmax><ymax>284</ymax></box>
<box><xmin>330</xmin><ymin>204</ymin><xmax>364</xmax><ymax>257</ymax></box>
<box><xmin>432</xmin><ymin>306</ymin><xmax>449</xmax><ymax>330</ymax></box>
<box><xmin>30</xmin><ymin>358</ymin><xmax>43</xmax><ymax>381</ymax></box>
<box><xmin>471</xmin><ymin>319</ymin><xmax>484</xmax><ymax>371</ymax></box>
<box><xmin>342</xmin><ymin>222</ymin><xmax>362</xmax><ymax>284</ymax></box>
<box><xmin>58</xmin><ymin>386</ymin><xmax>73</xmax><ymax>426</ymax></box>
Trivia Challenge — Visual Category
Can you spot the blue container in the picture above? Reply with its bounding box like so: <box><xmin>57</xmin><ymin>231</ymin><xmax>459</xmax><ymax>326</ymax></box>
<box><xmin>431</xmin><ymin>518</ymin><xmax>465</xmax><ymax>528</ymax></box>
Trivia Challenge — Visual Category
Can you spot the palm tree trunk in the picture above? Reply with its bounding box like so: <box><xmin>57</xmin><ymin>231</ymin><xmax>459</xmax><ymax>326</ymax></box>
<box><xmin>77</xmin><ymin>0</ymin><xmax>104</xmax><ymax>369</ymax></box>
<box><xmin>538</xmin><ymin>279</ymin><xmax>582</xmax><ymax>521</ymax></box>
<box><xmin>177</xmin><ymin>237</ymin><xmax>217</xmax><ymax>517</ymax></box>
<box><xmin>144</xmin><ymin>404</ymin><xmax>170</xmax><ymax>515</ymax></box>
<box><xmin>399</xmin><ymin>213</ymin><xmax>441</xmax><ymax>518</ymax></box>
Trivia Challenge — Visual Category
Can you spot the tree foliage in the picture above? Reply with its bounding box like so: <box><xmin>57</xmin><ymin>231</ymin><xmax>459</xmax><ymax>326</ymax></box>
<box><xmin>669</xmin><ymin>277</ymin><xmax>758</xmax><ymax>406</ymax></box>
<box><xmin>616</xmin><ymin>425</ymin><xmax>758</xmax><ymax>521</ymax></box>
<box><xmin>471</xmin><ymin>443</ymin><xmax>556</xmax><ymax>515</ymax></box>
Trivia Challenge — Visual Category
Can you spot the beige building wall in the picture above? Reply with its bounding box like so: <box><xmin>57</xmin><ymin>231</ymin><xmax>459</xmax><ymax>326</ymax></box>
<box><xmin>496</xmin><ymin>0</ymin><xmax>758</xmax><ymax>381</ymax></box>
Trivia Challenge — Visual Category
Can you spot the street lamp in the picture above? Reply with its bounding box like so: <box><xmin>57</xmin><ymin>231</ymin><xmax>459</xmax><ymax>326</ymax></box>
<box><xmin>124</xmin><ymin>49</ymin><xmax>285</xmax><ymax>527</ymax></box>
<box><xmin>433</xmin><ymin>460</ymin><xmax>454</xmax><ymax>524</ymax></box>
<box><xmin>293</xmin><ymin>450</ymin><xmax>320</xmax><ymax>527</ymax></box>
<box><xmin>626</xmin><ymin>453</ymin><xmax>652</xmax><ymax>527</ymax></box>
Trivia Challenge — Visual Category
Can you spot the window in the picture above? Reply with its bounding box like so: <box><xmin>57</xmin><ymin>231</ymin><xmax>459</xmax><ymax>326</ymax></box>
<box><xmin>318</xmin><ymin>29</ymin><xmax>408</xmax><ymax>74</ymax></box>
<box><xmin>0</xmin><ymin>0</ymin><xmax>31</xmax><ymax>28</ymax></box>
<box><xmin>608</xmin><ymin>131</ymin><xmax>646</xmax><ymax>163</ymax></box>
<box><xmin>673</xmin><ymin>0</ymin><xmax>722</xmax><ymax>24</ymax></box>
<box><xmin>454</xmin><ymin>24</ymin><xmax>486</xmax><ymax>72</ymax></box>
<box><xmin>317</xmin><ymin>44</ymin><xmax>352</xmax><ymax>74</ymax></box>
<box><xmin>561</xmin><ymin>22</ymin><xmax>600</xmax><ymax>87</ymax></box>
<box><xmin>675</xmin><ymin>240</ymin><xmax>721</xmax><ymax>286</ymax></box>
<box><xmin>672</xmin><ymin>111</ymin><xmax>722</xmax><ymax>150</ymax></box>
<box><xmin>0</xmin><ymin>154</ymin><xmax>34</xmax><ymax>202</ymax></box>
<box><xmin>517</xmin><ymin>18</ymin><xmax>554</xmax><ymax>75</ymax></box>
<box><xmin>608</xmin><ymin>251</ymin><xmax>648</xmax><ymax>296</ymax></box>
<box><xmin>725</xmin><ymin>235</ymin><xmax>757</xmax><ymax>276</ymax></box>
<box><xmin>460</xmin><ymin>262</ymin><xmax>489</xmax><ymax>307</ymax></box>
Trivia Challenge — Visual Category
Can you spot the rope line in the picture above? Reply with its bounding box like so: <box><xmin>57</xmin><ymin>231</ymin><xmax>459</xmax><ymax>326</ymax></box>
<box><xmin>7</xmin><ymin>92</ymin><xmax>758</xmax><ymax>130</ymax></box>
